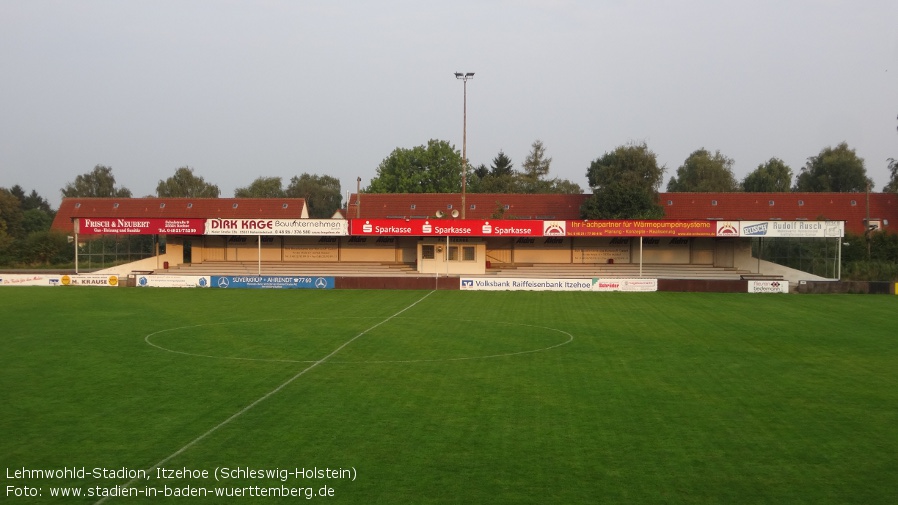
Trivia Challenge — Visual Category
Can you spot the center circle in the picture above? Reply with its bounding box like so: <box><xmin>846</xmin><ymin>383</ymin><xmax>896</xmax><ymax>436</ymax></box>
<box><xmin>145</xmin><ymin>317</ymin><xmax>573</xmax><ymax>364</ymax></box>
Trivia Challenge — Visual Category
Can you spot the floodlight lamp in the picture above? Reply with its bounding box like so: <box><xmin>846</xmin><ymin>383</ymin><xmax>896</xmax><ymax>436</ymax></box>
<box><xmin>454</xmin><ymin>72</ymin><xmax>463</xmax><ymax>78</ymax></box>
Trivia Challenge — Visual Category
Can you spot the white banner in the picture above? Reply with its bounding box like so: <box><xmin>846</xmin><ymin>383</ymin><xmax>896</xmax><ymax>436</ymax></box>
<box><xmin>460</xmin><ymin>277</ymin><xmax>594</xmax><ymax>291</ymax></box>
<box><xmin>134</xmin><ymin>275</ymin><xmax>211</xmax><ymax>288</ymax></box>
<box><xmin>739</xmin><ymin>221</ymin><xmax>843</xmax><ymax>238</ymax></box>
<box><xmin>592</xmin><ymin>278</ymin><xmax>658</xmax><ymax>292</ymax></box>
<box><xmin>748</xmin><ymin>280</ymin><xmax>789</xmax><ymax>293</ymax></box>
<box><xmin>205</xmin><ymin>219</ymin><xmax>348</xmax><ymax>236</ymax></box>
<box><xmin>459</xmin><ymin>277</ymin><xmax>658</xmax><ymax>292</ymax></box>
<box><xmin>60</xmin><ymin>274</ymin><xmax>120</xmax><ymax>287</ymax></box>
<box><xmin>0</xmin><ymin>274</ymin><xmax>63</xmax><ymax>286</ymax></box>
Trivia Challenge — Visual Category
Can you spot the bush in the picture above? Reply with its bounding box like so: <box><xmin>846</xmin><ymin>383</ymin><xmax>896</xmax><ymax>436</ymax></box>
<box><xmin>0</xmin><ymin>231</ymin><xmax>73</xmax><ymax>267</ymax></box>
<box><xmin>840</xmin><ymin>231</ymin><xmax>898</xmax><ymax>281</ymax></box>
<box><xmin>841</xmin><ymin>261</ymin><xmax>898</xmax><ymax>282</ymax></box>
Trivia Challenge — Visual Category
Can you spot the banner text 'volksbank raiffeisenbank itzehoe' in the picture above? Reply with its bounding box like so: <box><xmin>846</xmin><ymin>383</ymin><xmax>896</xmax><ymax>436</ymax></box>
<box><xmin>460</xmin><ymin>278</ymin><xmax>659</xmax><ymax>292</ymax></box>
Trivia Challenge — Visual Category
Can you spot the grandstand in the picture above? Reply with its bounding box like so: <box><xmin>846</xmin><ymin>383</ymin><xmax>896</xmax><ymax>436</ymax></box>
<box><xmin>483</xmin><ymin>262</ymin><xmax>756</xmax><ymax>280</ymax></box>
<box><xmin>160</xmin><ymin>261</ymin><xmax>419</xmax><ymax>277</ymax></box>
<box><xmin>49</xmin><ymin>193</ymin><xmax>869</xmax><ymax>287</ymax></box>
<box><xmin>158</xmin><ymin>260</ymin><xmax>756</xmax><ymax>280</ymax></box>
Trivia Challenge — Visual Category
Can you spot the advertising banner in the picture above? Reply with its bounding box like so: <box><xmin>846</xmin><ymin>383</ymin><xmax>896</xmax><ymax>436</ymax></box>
<box><xmin>460</xmin><ymin>277</ymin><xmax>594</xmax><ymax>291</ymax></box>
<box><xmin>592</xmin><ymin>278</ymin><xmax>658</xmax><ymax>292</ymax></box>
<box><xmin>60</xmin><ymin>274</ymin><xmax>120</xmax><ymax>287</ymax></box>
<box><xmin>739</xmin><ymin>221</ymin><xmax>843</xmax><ymax>238</ymax></box>
<box><xmin>205</xmin><ymin>219</ymin><xmax>347</xmax><ymax>236</ymax></box>
<box><xmin>135</xmin><ymin>275</ymin><xmax>211</xmax><ymax>288</ymax></box>
<box><xmin>0</xmin><ymin>274</ymin><xmax>63</xmax><ymax>286</ymax></box>
<box><xmin>342</xmin><ymin>236</ymin><xmax>400</xmax><ymax>248</ymax></box>
<box><xmin>716</xmin><ymin>221</ymin><xmax>740</xmax><ymax>236</ymax></box>
<box><xmin>565</xmin><ymin>220</ymin><xmax>718</xmax><ymax>237</ymax></box>
<box><xmin>748</xmin><ymin>280</ymin><xmax>789</xmax><ymax>293</ymax></box>
<box><xmin>460</xmin><ymin>277</ymin><xmax>659</xmax><ymax>292</ymax></box>
<box><xmin>351</xmin><ymin>219</ymin><xmax>547</xmax><ymax>237</ymax></box>
<box><xmin>512</xmin><ymin>236</ymin><xmax>570</xmax><ymax>249</ymax></box>
<box><xmin>77</xmin><ymin>218</ymin><xmax>204</xmax><ymax>235</ymax></box>
<box><xmin>211</xmin><ymin>275</ymin><xmax>334</xmax><ymax>289</ymax></box>
<box><xmin>574</xmin><ymin>237</ymin><xmax>631</xmax><ymax>264</ymax></box>
<box><xmin>282</xmin><ymin>236</ymin><xmax>340</xmax><ymax>261</ymax></box>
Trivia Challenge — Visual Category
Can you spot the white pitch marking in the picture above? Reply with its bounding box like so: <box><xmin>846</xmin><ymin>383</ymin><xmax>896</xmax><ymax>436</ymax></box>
<box><xmin>145</xmin><ymin>319</ymin><xmax>573</xmax><ymax>364</ymax></box>
<box><xmin>95</xmin><ymin>291</ymin><xmax>435</xmax><ymax>504</ymax></box>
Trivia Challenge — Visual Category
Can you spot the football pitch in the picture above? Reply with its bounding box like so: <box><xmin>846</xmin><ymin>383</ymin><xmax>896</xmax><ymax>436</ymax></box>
<box><xmin>1</xmin><ymin>288</ymin><xmax>896</xmax><ymax>504</ymax></box>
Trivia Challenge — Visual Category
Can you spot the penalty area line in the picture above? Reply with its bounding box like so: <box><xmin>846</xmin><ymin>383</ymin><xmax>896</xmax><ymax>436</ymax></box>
<box><xmin>94</xmin><ymin>290</ymin><xmax>435</xmax><ymax>505</ymax></box>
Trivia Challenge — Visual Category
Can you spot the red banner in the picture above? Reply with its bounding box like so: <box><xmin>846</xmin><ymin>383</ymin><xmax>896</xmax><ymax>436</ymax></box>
<box><xmin>350</xmin><ymin>219</ymin><xmax>549</xmax><ymax>237</ymax></box>
<box><xmin>565</xmin><ymin>220</ymin><xmax>718</xmax><ymax>237</ymax></box>
<box><xmin>75</xmin><ymin>217</ymin><xmax>725</xmax><ymax>237</ymax></box>
<box><xmin>77</xmin><ymin>218</ymin><xmax>205</xmax><ymax>235</ymax></box>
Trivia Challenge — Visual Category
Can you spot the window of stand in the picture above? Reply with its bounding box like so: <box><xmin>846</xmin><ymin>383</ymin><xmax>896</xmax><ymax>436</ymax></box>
<box><xmin>447</xmin><ymin>245</ymin><xmax>476</xmax><ymax>261</ymax></box>
<box><xmin>425</xmin><ymin>244</ymin><xmax>475</xmax><ymax>261</ymax></box>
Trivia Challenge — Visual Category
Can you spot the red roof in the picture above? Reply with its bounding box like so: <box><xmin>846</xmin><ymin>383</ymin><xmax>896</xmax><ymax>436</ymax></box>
<box><xmin>51</xmin><ymin>198</ymin><xmax>308</xmax><ymax>232</ymax></box>
<box><xmin>346</xmin><ymin>193</ymin><xmax>587</xmax><ymax>220</ymax></box>
<box><xmin>349</xmin><ymin>192</ymin><xmax>897</xmax><ymax>235</ymax></box>
<box><xmin>50</xmin><ymin>193</ymin><xmax>897</xmax><ymax>236</ymax></box>
<box><xmin>661</xmin><ymin>193</ymin><xmax>897</xmax><ymax>234</ymax></box>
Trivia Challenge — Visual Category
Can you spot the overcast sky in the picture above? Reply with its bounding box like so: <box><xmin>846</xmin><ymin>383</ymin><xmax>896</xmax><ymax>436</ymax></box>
<box><xmin>2</xmin><ymin>0</ymin><xmax>896</xmax><ymax>208</ymax></box>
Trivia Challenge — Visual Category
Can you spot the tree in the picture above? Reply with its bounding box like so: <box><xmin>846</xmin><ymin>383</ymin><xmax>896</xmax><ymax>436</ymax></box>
<box><xmin>516</xmin><ymin>140</ymin><xmax>581</xmax><ymax>194</ymax></box>
<box><xmin>8</xmin><ymin>185</ymin><xmax>26</xmax><ymax>202</ymax></box>
<box><xmin>472</xmin><ymin>163</ymin><xmax>490</xmax><ymax>180</ymax></box>
<box><xmin>366</xmin><ymin>139</ymin><xmax>463</xmax><ymax>193</ymax></box>
<box><xmin>469</xmin><ymin>151</ymin><xmax>518</xmax><ymax>194</ymax></box>
<box><xmin>21</xmin><ymin>208</ymin><xmax>53</xmax><ymax>235</ymax></box>
<box><xmin>61</xmin><ymin>165</ymin><xmax>132</xmax><ymax>198</ymax></box>
<box><xmin>8</xmin><ymin>185</ymin><xmax>54</xmax><ymax>234</ymax></box>
<box><xmin>156</xmin><ymin>167</ymin><xmax>220</xmax><ymax>198</ymax></box>
<box><xmin>741</xmin><ymin>158</ymin><xmax>793</xmax><ymax>192</ymax></box>
<box><xmin>581</xmin><ymin>142</ymin><xmax>665</xmax><ymax>219</ymax></box>
<box><xmin>0</xmin><ymin>186</ymin><xmax>57</xmax><ymax>266</ymax></box>
<box><xmin>234</xmin><ymin>177</ymin><xmax>286</xmax><ymax>198</ymax></box>
<box><xmin>519</xmin><ymin>140</ymin><xmax>552</xmax><ymax>192</ymax></box>
<box><xmin>886</xmin><ymin>114</ymin><xmax>898</xmax><ymax>192</ymax></box>
<box><xmin>544</xmin><ymin>178</ymin><xmax>583</xmax><ymax>194</ymax></box>
<box><xmin>882</xmin><ymin>158</ymin><xmax>898</xmax><ymax>193</ymax></box>
<box><xmin>581</xmin><ymin>184</ymin><xmax>665</xmax><ymax>219</ymax></box>
<box><xmin>20</xmin><ymin>231</ymin><xmax>72</xmax><ymax>266</ymax></box>
<box><xmin>667</xmin><ymin>149</ymin><xmax>739</xmax><ymax>192</ymax></box>
<box><xmin>286</xmin><ymin>174</ymin><xmax>342</xmax><ymax>218</ymax></box>
<box><xmin>23</xmin><ymin>189</ymin><xmax>53</xmax><ymax>213</ymax></box>
<box><xmin>491</xmin><ymin>150</ymin><xmax>515</xmax><ymax>177</ymax></box>
<box><xmin>793</xmin><ymin>142</ymin><xmax>872</xmax><ymax>192</ymax></box>
<box><xmin>468</xmin><ymin>172</ymin><xmax>520</xmax><ymax>193</ymax></box>
<box><xmin>0</xmin><ymin>189</ymin><xmax>23</xmax><ymax>255</ymax></box>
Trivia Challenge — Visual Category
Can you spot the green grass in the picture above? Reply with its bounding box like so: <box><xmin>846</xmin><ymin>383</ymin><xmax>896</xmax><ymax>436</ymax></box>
<box><xmin>1</xmin><ymin>288</ymin><xmax>896</xmax><ymax>504</ymax></box>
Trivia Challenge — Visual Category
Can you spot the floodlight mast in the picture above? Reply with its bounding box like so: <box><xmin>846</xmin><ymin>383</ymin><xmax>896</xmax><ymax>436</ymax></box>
<box><xmin>455</xmin><ymin>72</ymin><xmax>474</xmax><ymax>218</ymax></box>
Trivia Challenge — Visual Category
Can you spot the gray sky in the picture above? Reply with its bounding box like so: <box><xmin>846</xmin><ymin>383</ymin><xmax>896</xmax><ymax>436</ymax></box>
<box><xmin>2</xmin><ymin>0</ymin><xmax>896</xmax><ymax>208</ymax></box>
